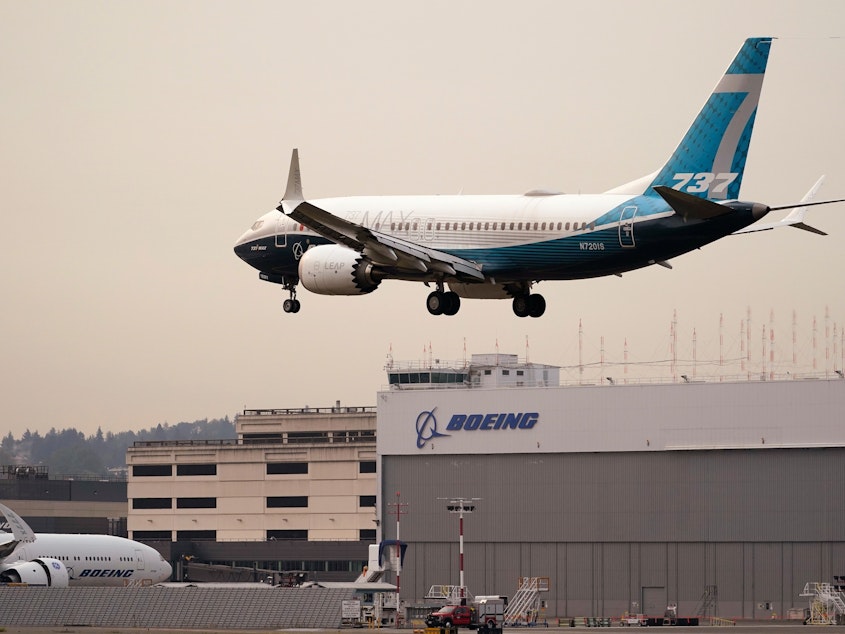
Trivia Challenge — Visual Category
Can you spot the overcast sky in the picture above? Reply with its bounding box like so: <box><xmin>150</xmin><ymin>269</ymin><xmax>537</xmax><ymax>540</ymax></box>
<box><xmin>2</xmin><ymin>1</ymin><xmax>844</xmax><ymax>437</ymax></box>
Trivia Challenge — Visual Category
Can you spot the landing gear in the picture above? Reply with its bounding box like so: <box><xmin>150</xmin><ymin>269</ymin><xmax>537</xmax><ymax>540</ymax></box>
<box><xmin>426</xmin><ymin>286</ymin><xmax>461</xmax><ymax>316</ymax></box>
<box><xmin>512</xmin><ymin>293</ymin><xmax>546</xmax><ymax>318</ymax></box>
<box><xmin>282</xmin><ymin>277</ymin><xmax>301</xmax><ymax>314</ymax></box>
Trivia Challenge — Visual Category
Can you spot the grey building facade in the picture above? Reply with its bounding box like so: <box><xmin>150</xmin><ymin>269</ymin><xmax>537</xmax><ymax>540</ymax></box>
<box><xmin>377</xmin><ymin>377</ymin><xmax>845</xmax><ymax>619</ymax></box>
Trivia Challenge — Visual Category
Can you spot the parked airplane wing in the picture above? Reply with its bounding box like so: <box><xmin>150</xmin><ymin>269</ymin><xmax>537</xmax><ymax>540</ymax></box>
<box><xmin>0</xmin><ymin>501</ymin><xmax>35</xmax><ymax>559</ymax></box>
<box><xmin>277</xmin><ymin>150</ymin><xmax>484</xmax><ymax>281</ymax></box>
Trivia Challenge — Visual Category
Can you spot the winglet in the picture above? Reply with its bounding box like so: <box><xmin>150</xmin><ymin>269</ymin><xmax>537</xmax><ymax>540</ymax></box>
<box><xmin>278</xmin><ymin>148</ymin><xmax>304</xmax><ymax>215</ymax></box>
<box><xmin>779</xmin><ymin>176</ymin><xmax>826</xmax><ymax>235</ymax></box>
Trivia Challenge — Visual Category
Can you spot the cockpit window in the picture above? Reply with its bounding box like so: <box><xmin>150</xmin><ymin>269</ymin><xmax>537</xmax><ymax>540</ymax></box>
<box><xmin>251</xmin><ymin>220</ymin><xmax>265</xmax><ymax>231</ymax></box>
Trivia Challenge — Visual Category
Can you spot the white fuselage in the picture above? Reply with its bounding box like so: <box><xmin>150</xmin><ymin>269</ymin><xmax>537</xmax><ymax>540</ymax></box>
<box><xmin>0</xmin><ymin>532</ymin><xmax>172</xmax><ymax>586</ymax></box>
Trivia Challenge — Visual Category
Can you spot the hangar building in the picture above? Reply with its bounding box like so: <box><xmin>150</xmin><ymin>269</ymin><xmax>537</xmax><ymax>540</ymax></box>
<box><xmin>376</xmin><ymin>356</ymin><xmax>845</xmax><ymax>620</ymax></box>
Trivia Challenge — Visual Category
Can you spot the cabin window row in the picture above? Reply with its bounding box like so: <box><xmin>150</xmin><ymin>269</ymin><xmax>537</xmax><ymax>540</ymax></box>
<box><xmin>33</xmin><ymin>554</ymin><xmax>126</xmax><ymax>562</ymax></box>
<box><xmin>388</xmin><ymin>220</ymin><xmax>595</xmax><ymax>232</ymax></box>
<box><xmin>285</xmin><ymin>221</ymin><xmax>597</xmax><ymax>232</ymax></box>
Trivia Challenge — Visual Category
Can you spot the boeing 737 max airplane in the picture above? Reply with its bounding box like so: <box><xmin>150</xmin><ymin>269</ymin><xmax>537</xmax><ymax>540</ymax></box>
<box><xmin>234</xmin><ymin>38</ymin><xmax>843</xmax><ymax>317</ymax></box>
<box><xmin>0</xmin><ymin>502</ymin><xmax>172</xmax><ymax>587</ymax></box>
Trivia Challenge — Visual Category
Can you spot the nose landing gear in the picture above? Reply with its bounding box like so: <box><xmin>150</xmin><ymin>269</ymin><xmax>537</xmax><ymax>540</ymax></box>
<box><xmin>281</xmin><ymin>277</ymin><xmax>301</xmax><ymax>313</ymax></box>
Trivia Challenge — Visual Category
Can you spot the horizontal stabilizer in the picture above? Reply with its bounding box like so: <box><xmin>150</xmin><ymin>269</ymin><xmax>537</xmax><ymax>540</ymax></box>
<box><xmin>733</xmin><ymin>177</ymin><xmax>843</xmax><ymax>236</ymax></box>
<box><xmin>653</xmin><ymin>186</ymin><xmax>732</xmax><ymax>220</ymax></box>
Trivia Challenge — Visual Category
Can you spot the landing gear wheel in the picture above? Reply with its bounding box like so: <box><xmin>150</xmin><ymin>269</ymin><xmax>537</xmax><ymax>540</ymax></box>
<box><xmin>283</xmin><ymin>298</ymin><xmax>301</xmax><ymax>313</ymax></box>
<box><xmin>527</xmin><ymin>293</ymin><xmax>546</xmax><ymax>318</ymax></box>
<box><xmin>281</xmin><ymin>276</ymin><xmax>301</xmax><ymax>314</ymax></box>
<box><xmin>442</xmin><ymin>291</ymin><xmax>461</xmax><ymax>316</ymax></box>
<box><xmin>426</xmin><ymin>291</ymin><xmax>445</xmax><ymax>315</ymax></box>
<box><xmin>512</xmin><ymin>295</ymin><xmax>529</xmax><ymax>318</ymax></box>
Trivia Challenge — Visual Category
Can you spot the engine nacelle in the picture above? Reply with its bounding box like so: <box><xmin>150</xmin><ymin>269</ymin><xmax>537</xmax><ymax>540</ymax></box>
<box><xmin>0</xmin><ymin>558</ymin><xmax>70</xmax><ymax>587</ymax></box>
<box><xmin>298</xmin><ymin>244</ymin><xmax>380</xmax><ymax>296</ymax></box>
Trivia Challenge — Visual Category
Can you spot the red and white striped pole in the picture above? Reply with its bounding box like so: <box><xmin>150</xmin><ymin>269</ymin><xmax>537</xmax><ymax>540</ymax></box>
<box><xmin>443</xmin><ymin>497</ymin><xmax>479</xmax><ymax>600</ymax></box>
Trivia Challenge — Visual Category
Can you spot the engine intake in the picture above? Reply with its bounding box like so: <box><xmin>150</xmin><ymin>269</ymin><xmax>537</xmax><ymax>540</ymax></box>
<box><xmin>298</xmin><ymin>245</ymin><xmax>380</xmax><ymax>296</ymax></box>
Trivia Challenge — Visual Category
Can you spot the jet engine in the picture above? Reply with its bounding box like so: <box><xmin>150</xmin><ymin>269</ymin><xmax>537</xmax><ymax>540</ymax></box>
<box><xmin>0</xmin><ymin>558</ymin><xmax>70</xmax><ymax>586</ymax></box>
<box><xmin>298</xmin><ymin>244</ymin><xmax>381</xmax><ymax>295</ymax></box>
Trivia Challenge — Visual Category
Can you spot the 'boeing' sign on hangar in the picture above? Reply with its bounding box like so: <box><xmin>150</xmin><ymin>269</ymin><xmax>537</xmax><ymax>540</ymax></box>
<box><xmin>377</xmin><ymin>380</ymin><xmax>845</xmax><ymax>456</ymax></box>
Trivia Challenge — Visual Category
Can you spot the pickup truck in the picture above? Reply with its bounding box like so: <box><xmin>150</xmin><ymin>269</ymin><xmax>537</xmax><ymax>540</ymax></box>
<box><xmin>426</xmin><ymin>602</ymin><xmax>503</xmax><ymax>629</ymax></box>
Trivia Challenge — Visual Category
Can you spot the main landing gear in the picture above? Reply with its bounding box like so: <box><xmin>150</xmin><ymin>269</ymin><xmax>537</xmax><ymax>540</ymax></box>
<box><xmin>426</xmin><ymin>287</ymin><xmax>461</xmax><ymax>316</ymax></box>
<box><xmin>512</xmin><ymin>293</ymin><xmax>546</xmax><ymax>318</ymax></box>
<box><xmin>282</xmin><ymin>278</ymin><xmax>301</xmax><ymax>314</ymax></box>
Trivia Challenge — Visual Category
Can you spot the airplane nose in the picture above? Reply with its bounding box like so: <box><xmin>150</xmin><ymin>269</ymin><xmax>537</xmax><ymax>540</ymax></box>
<box><xmin>234</xmin><ymin>240</ymin><xmax>250</xmax><ymax>261</ymax></box>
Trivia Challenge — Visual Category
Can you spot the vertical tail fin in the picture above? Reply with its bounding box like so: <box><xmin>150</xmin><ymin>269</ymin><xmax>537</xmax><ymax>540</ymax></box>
<box><xmin>648</xmin><ymin>37</ymin><xmax>773</xmax><ymax>200</ymax></box>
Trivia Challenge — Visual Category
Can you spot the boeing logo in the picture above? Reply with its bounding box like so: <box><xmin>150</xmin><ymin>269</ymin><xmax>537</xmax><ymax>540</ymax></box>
<box><xmin>416</xmin><ymin>409</ymin><xmax>540</xmax><ymax>448</ymax></box>
<box><xmin>78</xmin><ymin>569</ymin><xmax>134</xmax><ymax>578</ymax></box>
<box><xmin>416</xmin><ymin>408</ymin><xmax>449</xmax><ymax>449</ymax></box>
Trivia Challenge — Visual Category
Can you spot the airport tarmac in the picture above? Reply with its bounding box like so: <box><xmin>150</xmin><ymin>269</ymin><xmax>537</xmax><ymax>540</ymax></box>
<box><xmin>0</xmin><ymin>625</ymin><xmax>833</xmax><ymax>634</ymax></box>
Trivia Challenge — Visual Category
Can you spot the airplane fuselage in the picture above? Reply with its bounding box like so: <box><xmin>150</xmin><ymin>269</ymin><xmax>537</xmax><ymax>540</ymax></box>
<box><xmin>235</xmin><ymin>192</ymin><xmax>764</xmax><ymax>283</ymax></box>
<box><xmin>0</xmin><ymin>532</ymin><xmax>171</xmax><ymax>587</ymax></box>
<box><xmin>235</xmin><ymin>39</ymin><xmax>836</xmax><ymax>317</ymax></box>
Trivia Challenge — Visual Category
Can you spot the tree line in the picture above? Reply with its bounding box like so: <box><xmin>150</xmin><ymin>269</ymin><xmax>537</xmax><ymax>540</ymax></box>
<box><xmin>0</xmin><ymin>418</ymin><xmax>235</xmax><ymax>478</ymax></box>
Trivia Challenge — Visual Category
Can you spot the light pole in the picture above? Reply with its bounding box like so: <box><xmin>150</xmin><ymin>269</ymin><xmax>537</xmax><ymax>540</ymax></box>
<box><xmin>442</xmin><ymin>497</ymin><xmax>480</xmax><ymax>598</ymax></box>
<box><xmin>388</xmin><ymin>492</ymin><xmax>408</xmax><ymax>625</ymax></box>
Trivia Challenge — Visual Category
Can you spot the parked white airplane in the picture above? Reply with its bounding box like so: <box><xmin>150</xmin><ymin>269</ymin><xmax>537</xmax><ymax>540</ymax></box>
<box><xmin>0</xmin><ymin>502</ymin><xmax>172</xmax><ymax>587</ymax></box>
<box><xmin>234</xmin><ymin>37</ymin><xmax>843</xmax><ymax>317</ymax></box>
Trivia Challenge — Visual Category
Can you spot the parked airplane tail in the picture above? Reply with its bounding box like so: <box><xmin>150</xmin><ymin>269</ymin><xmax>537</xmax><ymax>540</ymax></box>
<box><xmin>643</xmin><ymin>37</ymin><xmax>773</xmax><ymax>200</ymax></box>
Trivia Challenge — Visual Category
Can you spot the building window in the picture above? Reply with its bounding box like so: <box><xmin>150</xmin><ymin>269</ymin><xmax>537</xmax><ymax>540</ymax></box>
<box><xmin>132</xmin><ymin>530</ymin><xmax>171</xmax><ymax>540</ymax></box>
<box><xmin>267</xmin><ymin>496</ymin><xmax>308</xmax><ymax>508</ymax></box>
<box><xmin>176</xmin><ymin>530</ymin><xmax>215</xmax><ymax>541</ymax></box>
<box><xmin>176</xmin><ymin>463</ymin><xmax>216</xmax><ymax>476</ymax></box>
<box><xmin>502</xmin><ymin>370</ymin><xmax>510</xmax><ymax>376</ymax></box>
<box><xmin>359</xmin><ymin>461</ymin><xmax>377</xmax><ymax>474</ymax></box>
<box><xmin>359</xmin><ymin>495</ymin><xmax>377</xmax><ymax>507</ymax></box>
<box><xmin>132</xmin><ymin>498</ymin><xmax>172</xmax><ymax>509</ymax></box>
<box><xmin>267</xmin><ymin>462</ymin><xmax>309</xmax><ymax>475</ymax></box>
<box><xmin>267</xmin><ymin>529</ymin><xmax>308</xmax><ymax>540</ymax></box>
<box><xmin>517</xmin><ymin>370</ymin><xmax>524</xmax><ymax>376</ymax></box>
<box><xmin>176</xmin><ymin>497</ymin><xmax>216</xmax><ymax>509</ymax></box>
<box><xmin>132</xmin><ymin>465</ymin><xmax>172</xmax><ymax>477</ymax></box>
<box><xmin>359</xmin><ymin>529</ymin><xmax>377</xmax><ymax>541</ymax></box>
<box><xmin>287</xmin><ymin>431</ymin><xmax>328</xmax><ymax>443</ymax></box>
<box><xmin>242</xmin><ymin>433</ymin><xmax>283</xmax><ymax>443</ymax></box>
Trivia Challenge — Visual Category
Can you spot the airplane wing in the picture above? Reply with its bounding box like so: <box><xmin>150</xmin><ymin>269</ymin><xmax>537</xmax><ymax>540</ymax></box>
<box><xmin>277</xmin><ymin>150</ymin><xmax>484</xmax><ymax>281</ymax></box>
<box><xmin>0</xmin><ymin>502</ymin><xmax>35</xmax><ymax>559</ymax></box>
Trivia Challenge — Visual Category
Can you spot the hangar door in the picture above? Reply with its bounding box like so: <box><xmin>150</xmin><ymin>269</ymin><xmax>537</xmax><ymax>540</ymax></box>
<box><xmin>642</xmin><ymin>587</ymin><xmax>666</xmax><ymax>616</ymax></box>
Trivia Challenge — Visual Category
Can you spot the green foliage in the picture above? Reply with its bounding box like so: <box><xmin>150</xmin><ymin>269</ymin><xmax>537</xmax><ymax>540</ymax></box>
<box><xmin>4</xmin><ymin>417</ymin><xmax>235</xmax><ymax>473</ymax></box>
